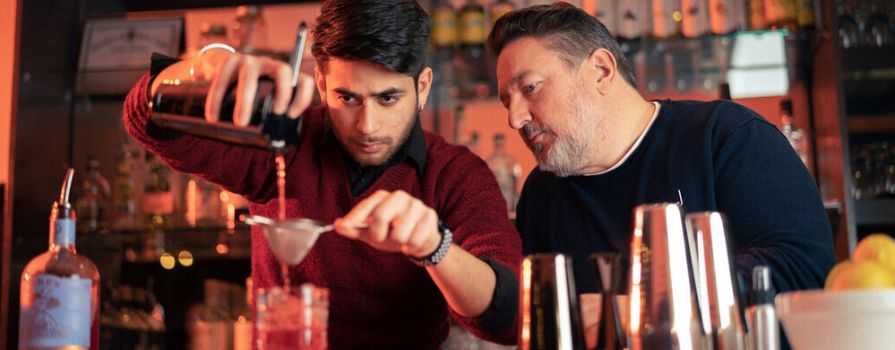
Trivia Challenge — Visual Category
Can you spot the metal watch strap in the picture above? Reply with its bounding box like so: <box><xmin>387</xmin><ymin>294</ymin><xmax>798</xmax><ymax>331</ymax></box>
<box><xmin>409</xmin><ymin>221</ymin><xmax>452</xmax><ymax>267</ymax></box>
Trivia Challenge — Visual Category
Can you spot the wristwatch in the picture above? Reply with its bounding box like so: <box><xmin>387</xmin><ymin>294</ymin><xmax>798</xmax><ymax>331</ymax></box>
<box><xmin>408</xmin><ymin>221</ymin><xmax>453</xmax><ymax>267</ymax></box>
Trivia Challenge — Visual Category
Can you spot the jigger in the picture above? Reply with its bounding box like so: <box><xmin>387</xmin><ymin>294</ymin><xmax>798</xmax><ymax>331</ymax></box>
<box><xmin>686</xmin><ymin>212</ymin><xmax>747</xmax><ymax>350</ymax></box>
<box><xmin>519</xmin><ymin>254</ymin><xmax>585</xmax><ymax>350</ymax></box>
<box><xmin>590</xmin><ymin>252</ymin><xmax>626</xmax><ymax>350</ymax></box>
<box><xmin>628</xmin><ymin>203</ymin><xmax>710</xmax><ymax>350</ymax></box>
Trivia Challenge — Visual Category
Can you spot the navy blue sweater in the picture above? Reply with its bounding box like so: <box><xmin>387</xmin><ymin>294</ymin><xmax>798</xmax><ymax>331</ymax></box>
<box><xmin>515</xmin><ymin>99</ymin><xmax>835</xmax><ymax>296</ymax></box>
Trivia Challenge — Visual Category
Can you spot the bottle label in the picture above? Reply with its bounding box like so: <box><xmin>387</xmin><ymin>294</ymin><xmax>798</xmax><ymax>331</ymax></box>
<box><xmin>142</xmin><ymin>191</ymin><xmax>174</xmax><ymax>214</ymax></box>
<box><xmin>459</xmin><ymin>10</ymin><xmax>486</xmax><ymax>44</ymax></box>
<box><xmin>19</xmin><ymin>274</ymin><xmax>92</xmax><ymax>347</ymax></box>
<box><xmin>432</xmin><ymin>8</ymin><xmax>458</xmax><ymax>48</ymax></box>
<box><xmin>764</xmin><ymin>0</ymin><xmax>797</xmax><ymax>24</ymax></box>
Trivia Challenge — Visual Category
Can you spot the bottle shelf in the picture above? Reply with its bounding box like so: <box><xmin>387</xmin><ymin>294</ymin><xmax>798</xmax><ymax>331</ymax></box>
<box><xmin>840</xmin><ymin>46</ymin><xmax>895</xmax><ymax>71</ymax></box>
<box><xmin>848</xmin><ymin>114</ymin><xmax>895</xmax><ymax>135</ymax></box>
<box><xmin>854</xmin><ymin>198</ymin><xmax>895</xmax><ymax>226</ymax></box>
<box><xmin>79</xmin><ymin>225</ymin><xmax>252</xmax><ymax>264</ymax></box>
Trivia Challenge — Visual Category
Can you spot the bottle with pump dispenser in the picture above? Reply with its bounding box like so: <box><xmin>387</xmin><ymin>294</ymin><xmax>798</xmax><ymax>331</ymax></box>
<box><xmin>19</xmin><ymin>169</ymin><xmax>101</xmax><ymax>350</ymax></box>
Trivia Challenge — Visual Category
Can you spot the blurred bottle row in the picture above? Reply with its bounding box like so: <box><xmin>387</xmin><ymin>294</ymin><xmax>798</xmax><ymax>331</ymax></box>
<box><xmin>186</xmin><ymin>279</ymin><xmax>254</xmax><ymax>350</ymax></box>
<box><xmin>837</xmin><ymin>0</ymin><xmax>894</xmax><ymax>49</ymax></box>
<box><xmin>72</xmin><ymin>138</ymin><xmax>249</xmax><ymax>234</ymax></box>
<box><xmin>100</xmin><ymin>283</ymin><xmax>167</xmax><ymax>350</ymax></box>
<box><xmin>184</xmin><ymin>5</ymin><xmax>276</xmax><ymax>58</ymax></box>
<box><xmin>852</xmin><ymin>141</ymin><xmax>895</xmax><ymax>200</ymax></box>
<box><xmin>423</xmin><ymin>0</ymin><xmax>823</xmax><ymax>100</ymax></box>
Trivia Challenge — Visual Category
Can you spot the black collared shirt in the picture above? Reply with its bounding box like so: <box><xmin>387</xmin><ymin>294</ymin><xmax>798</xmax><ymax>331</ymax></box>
<box><xmin>335</xmin><ymin>118</ymin><xmax>517</xmax><ymax>334</ymax></box>
<box><xmin>342</xmin><ymin>118</ymin><xmax>428</xmax><ymax>196</ymax></box>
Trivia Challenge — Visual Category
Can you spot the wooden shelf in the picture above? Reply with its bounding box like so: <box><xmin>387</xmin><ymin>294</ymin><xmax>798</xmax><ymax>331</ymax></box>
<box><xmin>848</xmin><ymin>114</ymin><xmax>895</xmax><ymax>135</ymax></box>
<box><xmin>79</xmin><ymin>225</ymin><xmax>252</xmax><ymax>263</ymax></box>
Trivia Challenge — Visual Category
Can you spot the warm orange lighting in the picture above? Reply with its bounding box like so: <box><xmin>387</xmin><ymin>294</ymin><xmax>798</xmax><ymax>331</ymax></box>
<box><xmin>0</xmin><ymin>0</ymin><xmax>17</xmax><ymax>185</ymax></box>
<box><xmin>629</xmin><ymin>212</ymin><xmax>644</xmax><ymax>342</ymax></box>
<box><xmin>673</xmin><ymin>10</ymin><xmax>683</xmax><ymax>22</ymax></box>
<box><xmin>186</xmin><ymin>179</ymin><xmax>198</xmax><ymax>227</ymax></box>
<box><xmin>216</xmin><ymin>243</ymin><xmax>230</xmax><ymax>255</ymax></box>
<box><xmin>160</xmin><ymin>253</ymin><xmax>176</xmax><ymax>270</ymax></box>
<box><xmin>520</xmin><ymin>259</ymin><xmax>531</xmax><ymax>348</ymax></box>
<box><xmin>227</xmin><ymin>203</ymin><xmax>236</xmax><ymax>230</ymax></box>
<box><xmin>178</xmin><ymin>250</ymin><xmax>194</xmax><ymax>267</ymax></box>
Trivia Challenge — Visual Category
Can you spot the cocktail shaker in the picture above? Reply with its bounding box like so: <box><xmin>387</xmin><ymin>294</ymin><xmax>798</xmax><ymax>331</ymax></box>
<box><xmin>628</xmin><ymin>203</ymin><xmax>710</xmax><ymax>350</ymax></box>
<box><xmin>685</xmin><ymin>212</ymin><xmax>747</xmax><ymax>350</ymax></box>
<box><xmin>519</xmin><ymin>254</ymin><xmax>586</xmax><ymax>350</ymax></box>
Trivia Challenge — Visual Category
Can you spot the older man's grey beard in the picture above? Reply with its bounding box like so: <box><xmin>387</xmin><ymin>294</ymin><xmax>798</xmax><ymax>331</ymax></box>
<box><xmin>521</xmin><ymin>123</ymin><xmax>590</xmax><ymax>177</ymax></box>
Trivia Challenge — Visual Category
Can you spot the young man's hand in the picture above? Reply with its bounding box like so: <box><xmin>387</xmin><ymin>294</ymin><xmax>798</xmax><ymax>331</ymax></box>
<box><xmin>334</xmin><ymin>190</ymin><xmax>441</xmax><ymax>259</ymax></box>
<box><xmin>151</xmin><ymin>49</ymin><xmax>315</xmax><ymax>126</ymax></box>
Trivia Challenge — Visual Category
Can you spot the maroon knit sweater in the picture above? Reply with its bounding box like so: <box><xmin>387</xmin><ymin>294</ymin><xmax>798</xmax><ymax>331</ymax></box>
<box><xmin>124</xmin><ymin>75</ymin><xmax>522</xmax><ymax>349</ymax></box>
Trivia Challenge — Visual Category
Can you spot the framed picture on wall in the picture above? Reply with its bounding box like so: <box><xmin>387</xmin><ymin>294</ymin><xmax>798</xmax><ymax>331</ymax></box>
<box><xmin>75</xmin><ymin>17</ymin><xmax>183</xmax><ymax>95</ymax></box>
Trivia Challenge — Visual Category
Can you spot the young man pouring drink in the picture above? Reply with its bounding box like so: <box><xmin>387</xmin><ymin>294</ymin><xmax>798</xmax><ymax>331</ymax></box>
<box><xmin>123</xmin><ymin>1</ymin><xmax>520</xmax><ymax>348</ymax></box>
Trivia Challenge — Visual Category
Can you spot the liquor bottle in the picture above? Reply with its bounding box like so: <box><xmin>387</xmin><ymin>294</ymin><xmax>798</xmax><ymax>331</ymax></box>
<box><xmin>465</xmin><ymin>130</ymin><xmax>481</xmax><ymax>157</ymax></box>
<box><xmin>132</xmin><ymin>287</ymin><xmax>166</xmax><ymax>350</ymax></box>
<box><xmin>456</xmin><ymin>1</ymin><xmax>491</xmax><ymax>99</ymax></box>
<box><xmin>796</xmin><ymin>0</ymin><xmax>816</xmax><ymax>30</ymax></box>
<box><xmin>233</xmin><ymin>5</ymin><xmax>269</xmax><ymax>55</ymax></box>
<box><xmin>116</xmin><ymin>285</ymin><xmax>148</xmax><ymax>350</ymax></box>
<box><xmin>652</xmin><ymin>0</ymin><xmax>684</xmax><ymax>39</ymax></box>
<box><xmin>75</xmin><ymin>156</ymin><xmax>111</xmax><ymax>233</ymax></box>
<box><xmin>710</xmin><ymin>0</ymin><xmax>746</xmax><ymax>34</ymax></box>
<box><xmin>19</xmin><ymin>169</ymin><xmax>100</xmax><ymax>349</ymax></box>
<box><xmin>778</xmin><ymin>99</ymin><xmax>808</xmax><ymax>167</ymax></box>
<box><xmin>618</xmin><ymin>0</ymin><xmax>650</xmax><ymax>42</ymax></box>
<box><xmin>837</xmin><ymin>0</ymin><xmax>861</xmax><ymax>48</ymax></box>
<box><xmin>113</xmin><ymin>141</ymin><xmax>141</xmax><ymax>230</ymax></box>
<box><xmin>488</xmin><ymin>0</ymin><xmax>515</xmax><ymax>30</ymax></box>
<box><xmin>142</xmin><ymin>151</ymin><xmax>175</xmax><ymax>229</ymax></box>
<box><xmin>749</xmin><ymin>0</ymin><xmax>767</xmax><ymax>29</ymax></box>
<box><xmin>184</xmin><ymin>22</ymin><xmax>230</xmax><ymax>59</ymax></box>
<box><xmin>431</xmin><ymin>1</ymin><xmax>458</xmax><ymax>54</ymax></box>
<box><xmin>764</xmin><ymin>0</ymin><xmax>798</xmax><ymax>31</ymax></box>
<box><xmin>190</xmin><ymin>280</ymin><xmax>233</xmax><ymax>350</ymax></box>
<box><xmin>866</xmin><ymin>0</ymin><xmax>892</xmax><ymax>47</ymax></box>
<box><xmin>485</xmin><ymin>134</ymin><xmax>521</xmax><ymax>216</ymax></box>
<box><xmin>184</xmin><ymin>175</ymin><xmax>222</xmax><ymax>228</ymax></box>
<box><xmin>682</xmin><ymin>0</ymin><xmax>711</xmax><ymax>37</ymax></box>
<box><xmin>233</xmin><ymin>278</ymin><xmax>253</xmax><ymax>350</ymax></box>
<box><xmin>589</xmin><ymin>0</ymin><xmax>619</xmax><ymax>36</ymax></box>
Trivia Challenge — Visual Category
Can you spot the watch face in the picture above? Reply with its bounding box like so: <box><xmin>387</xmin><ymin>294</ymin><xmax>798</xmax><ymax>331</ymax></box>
<box><xmin>79</xmin><ymin>18</ymin><xmax>182</xmax><ymax>72</ymax></box>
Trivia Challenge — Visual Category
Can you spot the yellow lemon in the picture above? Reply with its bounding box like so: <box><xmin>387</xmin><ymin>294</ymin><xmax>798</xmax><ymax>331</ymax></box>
<box><xmin>853</xmin><ymin>233</ymin><xmax>895</xmax><ymax>273</ymax></box>
<box><xmin>825</xmin><ymin>260</ymin><xmax>853</xmax><ymax>290</ymax></box>
<box><xmin>827</xmin><ymin>261</ymin><xmax>895</xmax><ymax>291</ymax></box>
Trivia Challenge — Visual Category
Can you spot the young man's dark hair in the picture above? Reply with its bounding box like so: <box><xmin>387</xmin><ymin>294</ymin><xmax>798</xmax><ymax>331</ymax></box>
<box><xmin>487</xmin><ymin>2</ymin><xmax>637</xmax><ymax>87</ymax></box>
<box><xmin>312</xmin><ymin>0</ymin><xmax>431</xmax><ymax>80</ymax></box>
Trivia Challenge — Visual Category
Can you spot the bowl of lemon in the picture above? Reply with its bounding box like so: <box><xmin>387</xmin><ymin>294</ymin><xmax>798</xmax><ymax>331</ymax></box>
<box><xmin>776</xmin><ymin>233</ymin><xmax>895</xmax><ymax>350</ymax></box>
